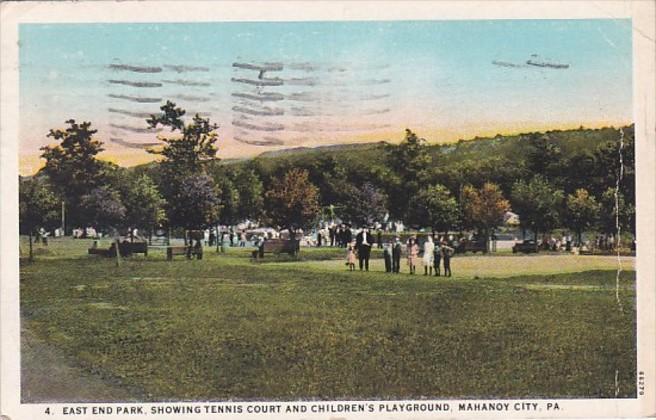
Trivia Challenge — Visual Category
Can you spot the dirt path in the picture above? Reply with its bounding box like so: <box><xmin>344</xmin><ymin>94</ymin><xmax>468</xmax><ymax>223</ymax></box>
<box><xmin>21</xmin><ymin>327</ymin><xmax>140</xmax><ymax>403</ymax></box>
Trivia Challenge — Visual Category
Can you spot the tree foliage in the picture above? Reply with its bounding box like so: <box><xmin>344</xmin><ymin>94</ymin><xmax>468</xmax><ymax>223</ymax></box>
<box><xmin>565</xmin><ymin>188</ymin><xmax>600</xmax><ymax>243</ymax></box>
<box><xmin>385</xmin><ymin>129</ymin><xmax>432</xmax><ymax>220</ymax></box>
<box><xmin>339</xmin><ymin>182</ymin><xmax>387</xmax><ymax>227</ymax></box>
<box><xmin>461</xmin><ymin>182</ymin><xmax>510</xmax><ymax>237</ymax></box>
<box><xmin>39</xmin><ymin>119</ymin><xmax>115</xmax><ymax>229</ymax></box>
<box><xmin>168</xmin><ymin>174</ymin><xmax>221</xmax><ymax>230</ymax></box>
<box><xmin>79</xmin><ymin>186</ymin><xmax>126</xmax><ymax>232</ymax></box>
<box><xmin>407</xmin><ymin>184</ymin><xmax>459</xmax><ymax>232</ymax></box>
<box><xmin>511</xmin><ymin>176</ymin><xmax>564</xmax><ymax>239</ymax></box>
<box><xmin>146</xmin><ymin>101</ymin><xmax>221</xmax><ymax>229</ymax></box>
<box><xmin>114</xmin><ymin>172</ymin><xmax>166</xmax><ymax>232</ymax></box>
<box><xmin>147</xmin><ymin>101</ymin><xmax>219</xmax><ymax>175</ymax></box>
<box><xmin>598</xmin><ymin>187</ymin><xmax>635</xmax><ymax>236</ymax></box>
<box><xmin>265</xmin><ymin>168</ymin><xmax>320</xmax><ymax>231</ymax></box>
<box><xmin>19</xmin><ymin>176</ymin><xmax>61</xmax><ymax>260</ymax></box>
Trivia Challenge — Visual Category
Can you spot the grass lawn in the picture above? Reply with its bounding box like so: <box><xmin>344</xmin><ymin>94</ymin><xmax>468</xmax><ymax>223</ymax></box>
<box><xmin>20</xmin><ymin>238</ymin><xmax>636</xmax><ymax>401</ymax></box>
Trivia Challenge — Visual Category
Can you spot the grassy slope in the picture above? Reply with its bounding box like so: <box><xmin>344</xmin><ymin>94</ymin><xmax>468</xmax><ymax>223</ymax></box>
<box><xmin>20</xmin><ymin>239</ymin><xmax>636</xmax><ymax>401</ymax></box>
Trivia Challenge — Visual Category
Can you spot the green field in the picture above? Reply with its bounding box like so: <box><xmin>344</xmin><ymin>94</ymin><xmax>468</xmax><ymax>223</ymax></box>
<box><xmin>20</xmin><ymin>238</ymin><xmax>636</xmax><ymax>401</ymax></box>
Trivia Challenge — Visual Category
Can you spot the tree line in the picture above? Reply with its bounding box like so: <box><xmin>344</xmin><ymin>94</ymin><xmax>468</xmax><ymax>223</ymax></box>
<box><xmin>20</xmin><ymin>101</ymin><xmax>635</xmax><ymax>260</ymax></box>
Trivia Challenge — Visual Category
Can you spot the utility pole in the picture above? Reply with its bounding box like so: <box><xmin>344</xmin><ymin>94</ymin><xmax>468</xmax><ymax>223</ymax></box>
<box><xmin>61</xmin><ymin>201</ymin><xmax>66</xmax><ymax>236</ymax></box>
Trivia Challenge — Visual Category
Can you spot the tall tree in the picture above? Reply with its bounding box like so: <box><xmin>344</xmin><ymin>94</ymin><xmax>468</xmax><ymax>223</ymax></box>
<box><xmin>511</xmin><ymin>176</ymin><xmax>564</xmax><ymax>241</ymax></box>
<box><xmin>407</xmin><ymin>184</ymin><xmax>459</xmax><ymax>233</ymax></box>
<box><xmin>214</xmin><ymin>175</ymin><xmax>240</xmax><ymax>226</ymax></box>
<box><xmin>461</xmin><ymin>182</ymin><xmax>510</xmax><ymax>248</ymax></box>
<box><xmin>385</xmin><ymin>129</ymin><xmax>432</xmax><ymax>220</ymax></box>
<box><xmin>40</xmin><ymin>119</ymin><xmax>114</xmax><ymax>230</ymax></box>
<box><xmin>146</xmin><ymin>101</ymin><xmax>220</xmax><ymax>230</ymax></box>
<box><xmin>265</xmin><ymin>168</ymin><xmax>320</xmax><ymax>232</ymax></box>
<box><xmin>19</xmin><ymin>176</ymin><xmax>60</xmax><ymax>262</ymax></box>
<box><xmin>232</xmin><ymin>168</ymin><xmax>265</xmax><ymax>222</ymax></box>
<box><xmin>147</xmin><ymin>101</ymin><xmax>218</xmax><ymax>175</ymax></box>
<box><xmin>565</xmin><ymin>188</ymin><xmax>600</xmax><ymax>244</ymax></box>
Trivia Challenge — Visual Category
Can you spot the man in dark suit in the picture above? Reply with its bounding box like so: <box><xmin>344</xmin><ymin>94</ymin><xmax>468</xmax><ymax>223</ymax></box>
<box><xmin>355</xmin><ymin>227</ymin><xmax>375</xmax><ymax>271</ymax></box>
<box><xmin>343</xmin><ymin>225</ymin><xmax>353</xmax><ymax>248</ymax></box>
<box><xmin>392</xmin><ymin>237</ymin><xmax>402</xmax><ymax>273</ymax></box>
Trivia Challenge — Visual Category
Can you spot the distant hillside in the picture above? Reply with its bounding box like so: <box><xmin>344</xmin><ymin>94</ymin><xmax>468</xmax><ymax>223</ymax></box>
<box><xmin>220</xmin><ymin>125</ymin><xmax>632</xmax><ymax>172</ymax></box>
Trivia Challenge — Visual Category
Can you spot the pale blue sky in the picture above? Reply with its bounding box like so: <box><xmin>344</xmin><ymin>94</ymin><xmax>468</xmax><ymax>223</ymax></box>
<box><xmin>19</xmin><ymin>19</ymin><xmax>632</xmax><ymax>171</ymax></box>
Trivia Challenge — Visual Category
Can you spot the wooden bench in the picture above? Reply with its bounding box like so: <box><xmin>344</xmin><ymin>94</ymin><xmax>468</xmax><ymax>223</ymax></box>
<box><xmin>88</xmin><ymin>241</ymin><xmax>148</xmax><ymax>257</ymax></box>
<box><xmin>252</xmin><ymin>239</ymin><xmax>299</xmax><ymax>260</ymax></box>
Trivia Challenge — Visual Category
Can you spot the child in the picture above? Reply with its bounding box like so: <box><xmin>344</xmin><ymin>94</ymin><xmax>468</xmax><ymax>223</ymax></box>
<box><xmin>346</xmin><ymin>241</ymin><xmax>357</xmax><ymax>271</ymax></box>
<box><xmin>407</xmin><ymin>237</ymin><xmax>419</xmax><ymax>275</ymax></box>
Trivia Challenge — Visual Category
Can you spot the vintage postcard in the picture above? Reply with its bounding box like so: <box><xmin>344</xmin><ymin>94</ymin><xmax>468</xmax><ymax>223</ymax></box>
<box><xmin>1</xmin><ymin>1</ymin><xmax>655</xmax><ymax>419</ymax></box>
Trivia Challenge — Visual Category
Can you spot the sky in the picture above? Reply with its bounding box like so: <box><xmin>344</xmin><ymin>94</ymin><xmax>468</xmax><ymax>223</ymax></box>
<box><xmin>19</xmin><ymin>19</ymin><xmax>632</xmax><ymax>174</ymax></box>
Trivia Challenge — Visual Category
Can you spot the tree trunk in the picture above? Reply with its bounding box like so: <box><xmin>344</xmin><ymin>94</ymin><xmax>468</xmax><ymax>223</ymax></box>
<box><xmin>215</xmin><ymin>225</ymin><xmax>220</xmax><ymax>253</ymax></box>
<box><xmin>28</xmin><ymin>232</ymin><xmax>34</xmax><ymax>262</ymax></box>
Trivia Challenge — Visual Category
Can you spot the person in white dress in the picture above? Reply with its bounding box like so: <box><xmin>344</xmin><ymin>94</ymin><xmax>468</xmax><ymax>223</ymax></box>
<box><xmin>423</xmin><ymin>236</ymin><xmax>435</xmax><ymax>276</ymax></box>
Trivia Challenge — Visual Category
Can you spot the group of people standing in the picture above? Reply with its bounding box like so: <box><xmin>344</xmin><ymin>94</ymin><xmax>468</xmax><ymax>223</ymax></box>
<box><xmin>345</xmin><ymin>230</ymin><xmax>455</xmax><ymax>277</ymax></box>
<box><xmin>384</xmin><ymin>235</ymin><xmax>454</xmax><ymax>276</ymax></box>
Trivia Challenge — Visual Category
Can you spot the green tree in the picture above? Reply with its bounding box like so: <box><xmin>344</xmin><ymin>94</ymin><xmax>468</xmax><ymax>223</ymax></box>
<box><xmin>525</xmin><ymin>133</ymin><xmax>564</xmax><ymax>185</ymax></box>
<box><xmin>461</xmin><ymin>182</ymin><xmax>510</xmax><ymax>249</ymax></box>
<box><xmin>146</xmin><ymin>101</ymin><xmax>220</xmax><ymax>230</ymax></box>
<box><xmin>511</xmin><ymin>176</ymin><xmax>564</xmax><ymax>241</ymax></box>
<box><xmin>598</xmin><ymin>187</ymin><xmax>635</xmax><ymax>237</ymax></box>
<box><xmin>233</xmin><ymin>168</ymin><xmax>264</xmax><ymax>222</ymax></box>
<box><xmin>169</xmin><ymin>174</ymin><xmax>221</xmax><ymax>230</ymax></box>
<box><xmin>40</xmin><ymin>119</ymin><xmax>115</xmax><ymax>230</ymax></box>
<box><xmin>79</xmin><ymin>186</ymin><xmax>126</xmax><ymax>233</ymax></box>
<box><xmin>115</xmin><ymin>172</ymin><xmax>166</xmax><ymax>238</ymax></box>
<box><xmin>407</xmin><ymin>184</ymin><xmax>459</xmax><ymax>234</ymax></box>
<box><xmin>265</xmin><ymin>168</ymin><xmax>320</xmax><ymax>232</ymax></box>
<box><xmin>147</xmin><ymin>101</ymin><xmax>218</xmax><ymax>176</ymax></box>
<box><xmin>214</xmin><ymin>175</ymin><xmax>240</xmax><ymax>226</ymax></box>
<box><xmin>339</xmin><ymin>182</ymin><xmax>387</xmax><ymax>227</ymax></box>
<box><xmin>19</xmin><ymin>176</ymin><xmax>60</xmax><ymax>262</ymax></box>
<box><xmin>565</xmin><ymin>188</ymin><xmax>600</xmax><ymax>244</ymax></box>
<box><xmin>385</xmin><ymin>129</ymin><xmax>432</xmax><ymax>220</ymax></box>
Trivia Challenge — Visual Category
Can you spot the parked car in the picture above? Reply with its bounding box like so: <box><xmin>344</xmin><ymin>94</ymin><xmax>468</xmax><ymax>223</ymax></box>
<box><xmin>512</xmin><ymin>240</ymin><xmax>538</xmax><ymax>254</ymax></box>
<box><xmin>455</xmin><ymin>239</ymin><xmax>488</xmax><ymax>254</ymax></box>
